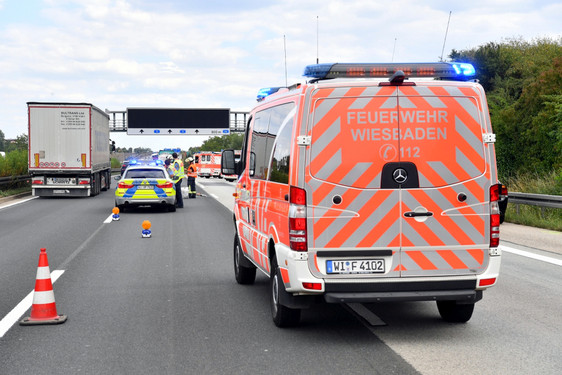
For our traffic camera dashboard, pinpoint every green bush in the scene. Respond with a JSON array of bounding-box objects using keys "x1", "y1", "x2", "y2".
[{"x1": 0, "y1": 149, "x2": 28, "y2": 177}]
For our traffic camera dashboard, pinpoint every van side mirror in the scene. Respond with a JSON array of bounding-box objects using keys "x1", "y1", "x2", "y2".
[{"x1": 221, "y1": 150, "x2": 236, "y2": 175}]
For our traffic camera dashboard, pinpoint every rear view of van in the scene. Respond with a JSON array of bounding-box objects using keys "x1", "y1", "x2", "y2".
[{"x1": 222, "y1": 62, "x2": 502, "y2": 327}]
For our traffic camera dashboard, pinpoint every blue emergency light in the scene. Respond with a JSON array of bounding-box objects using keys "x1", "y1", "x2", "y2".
[
  {"x1": 257, "y1": 87, "x2": 283, "y2": 101},
  {"x1": 303, "y1": 62, "x2": 476, "y2": 80}
]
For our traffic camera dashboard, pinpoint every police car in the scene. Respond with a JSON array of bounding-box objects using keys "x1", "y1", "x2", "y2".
[
  {"x1": 115, "y1": 165, "x2": 176, "y2": 212},
  {"x1": 223, "y1": 62, "x2": 503, "y2": 327}
]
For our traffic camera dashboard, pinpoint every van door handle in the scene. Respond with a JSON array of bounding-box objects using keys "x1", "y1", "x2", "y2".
[{"x1": 404, "y1": 211, "x2": 433, "y2": 218}]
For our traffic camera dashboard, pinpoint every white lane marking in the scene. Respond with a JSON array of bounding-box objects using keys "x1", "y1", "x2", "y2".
[
  {"x1": 0, "y1": 196, "x2": 38, "y2": 210},
  {"x1": 104, "y1": 214, "x2": 114, "y2": 223},
  {"x1": 500, "y1": 245, "x2": 562, "y2": 266},
  {"x1": 0, "y1": 270, "x2": 65, "y2": 338}
]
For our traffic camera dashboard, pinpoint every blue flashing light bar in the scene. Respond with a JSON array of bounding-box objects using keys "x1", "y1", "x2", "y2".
[
  {"x1": 154, "y1": 130, "x2": 160, "y2": 134},
  {"x1": 180, "y1": 130, "x2": 186, "y2": 134},
  {"x1": 257, "y1": 87, "x2": 283, "y2": 101},
  {"x1": 303, "y1": 62, "x2": 476, "y2": 80}
]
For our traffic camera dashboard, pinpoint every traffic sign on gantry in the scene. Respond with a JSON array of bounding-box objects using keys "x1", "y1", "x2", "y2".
[{"x1": 126, "y1": 108, "x2": 231, "y2": 136}]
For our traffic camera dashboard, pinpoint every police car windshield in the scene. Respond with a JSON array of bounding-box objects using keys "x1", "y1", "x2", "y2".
[{"x1": 125, "y1": 169, "x2": 166, "y2": 179}]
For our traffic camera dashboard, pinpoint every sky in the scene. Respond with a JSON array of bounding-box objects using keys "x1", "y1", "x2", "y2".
[{"x1": 0, "y1": 0, "x2": 560, "y2": 153}]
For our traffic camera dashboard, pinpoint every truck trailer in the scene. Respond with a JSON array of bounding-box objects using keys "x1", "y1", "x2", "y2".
[{"x1": 28, "y1": 102, "x2": 112, "y2": 197}]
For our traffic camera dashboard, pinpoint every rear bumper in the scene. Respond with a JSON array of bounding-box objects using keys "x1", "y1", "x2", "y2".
[
  {"x1": 33, "y1": 186, "x2": 89, "y2": 197},
  {"x1": 325, "y1": 290, "x2": 482, "y2": 304},
  {"x1": 115, "y1": 196, "x2": 175, "y2": 206},
  {"x1": 323, "y1": 279, "x2": 481, "y2": 303}
]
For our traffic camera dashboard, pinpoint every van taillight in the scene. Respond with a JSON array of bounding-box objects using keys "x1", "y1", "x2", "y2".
[
  {"x1": 289, "y1": 186, "x2": 307, "y2": 252},
  {"x1": 490, "y1": 184, "x2": 501, "y2": 248}
]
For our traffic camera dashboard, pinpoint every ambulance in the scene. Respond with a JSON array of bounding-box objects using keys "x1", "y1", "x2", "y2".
[
  {"x1": 195, "y1": 151, "x2": 222, "y2": 178},
  {"x1": 222, "y1": 62, "x2": 503, "y2": 327}
]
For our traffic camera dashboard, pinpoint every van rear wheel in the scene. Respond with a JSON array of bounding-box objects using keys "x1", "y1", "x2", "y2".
[
  {"x1": 270, "y1": 259, "x2": 301, "y2": 327},
  {"x1": 437, "y1": 300, "x2": 475, "y2": 323},
  {"x1": 234, "y1": 236, "x2": 256, "y2": 284}
]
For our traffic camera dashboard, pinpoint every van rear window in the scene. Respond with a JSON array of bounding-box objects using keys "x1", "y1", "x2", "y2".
[{"x1": 309, "y1": 86, "x2": 486, "y2": 189}]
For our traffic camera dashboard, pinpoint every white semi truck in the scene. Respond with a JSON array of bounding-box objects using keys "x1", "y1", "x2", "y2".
[{"x1": 28, "y1": 102, "x2": 112, "y2": 197}]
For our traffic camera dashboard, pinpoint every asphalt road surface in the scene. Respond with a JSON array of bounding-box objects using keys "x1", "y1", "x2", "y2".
[{"x1": 0, "y1": 179, "x2": 560, "y2": 374}]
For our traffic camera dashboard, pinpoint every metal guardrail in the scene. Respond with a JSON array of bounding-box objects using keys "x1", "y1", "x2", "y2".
[
  {"x1": 508, "y1": 192, "x2": 562, "y2": 209},
  {"x1": 0, "y1": 175, "x2": 30, "y2": 188}
]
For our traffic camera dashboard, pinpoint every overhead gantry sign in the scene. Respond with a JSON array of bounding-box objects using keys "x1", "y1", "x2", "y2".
[{"x1": 125, "y1": 108, "x2": 231, "y2": 136}]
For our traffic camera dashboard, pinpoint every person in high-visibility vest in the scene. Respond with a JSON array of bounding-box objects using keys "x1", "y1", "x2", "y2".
[
  {"x1": 186, "y1": 157, "x2": 197, "y2": 199},
  {"x1": 171, "y1": 152, "x2": 185, "y2": 208}
]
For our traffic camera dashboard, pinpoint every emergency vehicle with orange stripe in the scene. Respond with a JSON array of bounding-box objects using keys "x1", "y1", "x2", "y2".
[
  {"x1": 194, "y1": 151, "x2": 222, "y2": 178},
  {"x1": 222, "y1": 62, "x2": 503, "y2": 327}
]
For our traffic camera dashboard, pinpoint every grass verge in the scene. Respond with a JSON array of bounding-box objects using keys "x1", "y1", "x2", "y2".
[
  {"x1": 503, "y1": 170, "x2": 562, "y2": 232},
  {"x1": 0, "y1": 186, "x2": 32, "y2": 198}
]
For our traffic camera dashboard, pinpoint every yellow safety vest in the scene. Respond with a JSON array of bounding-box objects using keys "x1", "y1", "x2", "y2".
[{"x1": 173, "y1": 159, "x2": 184, "y2": 181}]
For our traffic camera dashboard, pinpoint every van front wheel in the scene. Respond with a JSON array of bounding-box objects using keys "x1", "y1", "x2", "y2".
[
  {"x1": 270, "y1": 260, "x2": 301, "y2": 327},
  {"x1": 437, "y1": 300, "x2": 475, "y2": 323}
]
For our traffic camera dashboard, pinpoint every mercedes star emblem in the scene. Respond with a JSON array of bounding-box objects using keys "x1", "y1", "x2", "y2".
[{"x1": 393, "y1": 168, "x2": 408, "y2": 184}]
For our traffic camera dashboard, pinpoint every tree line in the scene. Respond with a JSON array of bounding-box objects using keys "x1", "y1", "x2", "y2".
[{"x1": 450, "y1": 37, "x2": 561, "y2": 183}]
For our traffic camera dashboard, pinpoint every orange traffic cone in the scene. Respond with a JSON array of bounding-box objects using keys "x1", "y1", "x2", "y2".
[{"x1": 20, "y1": 248, "x2": 67, "y2": 325}]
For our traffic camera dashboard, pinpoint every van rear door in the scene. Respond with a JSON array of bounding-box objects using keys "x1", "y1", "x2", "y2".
[
  {"x1": 306, "y1": 82, "x2": 491, "y2": 279},
  {"x1": 306, "y1": 85, "x2": 402, "y2": 278},
  {"x1": 397, "y1": 84, "x2": 490, "y2": 277}
]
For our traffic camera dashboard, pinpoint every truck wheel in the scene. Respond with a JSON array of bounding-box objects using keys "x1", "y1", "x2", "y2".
[
  {"x1": 437, "y1": 300, "x2": 475, "y2": 323},
  {"x1": 91, "y1": 173, "x2": 100, "y2": 196},
  {"x1": 270, "y1": 259, "x2": 301, "y2": 327},
  {"x1": 234, "y1": 236, "x2": 256, "y2": 285},
  {"x1": 101, "y1": 171, "x2": 108, "y2": 191}
]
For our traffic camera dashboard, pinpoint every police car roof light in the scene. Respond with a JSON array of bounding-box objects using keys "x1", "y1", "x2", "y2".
[
  {"x1": 303, "y1": 62, "x2": 476, "y2": 80},
  {"x1": 257, "y1": 87, "x2": 283, "y2": 101}
]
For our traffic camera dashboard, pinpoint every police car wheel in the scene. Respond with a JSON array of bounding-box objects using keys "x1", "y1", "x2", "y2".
[
  {"x1": 234, "y1": 236, "x2": 256, "y2": 284},
  {"x1": 436, "y1": 300, "x2": 475, "y2": 323},
  {"x1": 270, "y1": 259, "x2": 301, "y2": 327}
]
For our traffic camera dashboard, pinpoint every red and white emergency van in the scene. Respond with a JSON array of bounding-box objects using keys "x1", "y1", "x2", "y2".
[
  {"x1": 222, "y1": 62, "x2": 503, "y2": 327},
  {"x1": 195, "y1": 151, "x2": 222, "y2": 178}
]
